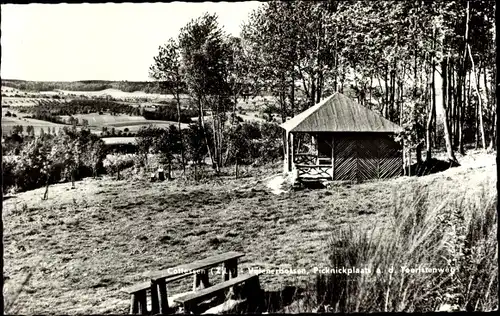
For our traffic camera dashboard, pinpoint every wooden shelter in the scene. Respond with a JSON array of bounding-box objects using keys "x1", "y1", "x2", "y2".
[{"x1": 280, "y1": 93, "x2": 403, "y2": 182}]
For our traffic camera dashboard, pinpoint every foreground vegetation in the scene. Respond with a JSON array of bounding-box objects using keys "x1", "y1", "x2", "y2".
[
  {"x1": 2, "y1": 150, "x2": 496, "y2": 314},
  {"x1": 315, "y1": 176, "x2": 497, "y2": 312}
]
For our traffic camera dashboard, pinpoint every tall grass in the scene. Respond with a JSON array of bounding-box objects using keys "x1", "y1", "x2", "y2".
[{"x1": 315, "y1": 181, "x2": 497, "y2": 312}]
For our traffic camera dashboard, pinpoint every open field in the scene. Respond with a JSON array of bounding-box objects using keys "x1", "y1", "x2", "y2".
[
  {"x1": 1, "y1": 116, "x2": 70, "y2": 135},
  {"x1": 103, "y1": 120, "x2": 188, "y2": 129},
  {"x1": 58, "y1": 114, "x2": 187, "y2": 134},
  {"x1": 60, "y1": 113, "x2": 147, "y2": 126},
  {"x1": 101, "y1": 137, "x2": 137, "y2": 145},
  {"x1": 55, "y1": 89, "x2": 190, "y2": 101},
  {"x1": 2, "y1": 150, "x2": 495, "y2": 314},
  {"x1": 2, "y1": 97, "x2": 43, "y2": 107}
]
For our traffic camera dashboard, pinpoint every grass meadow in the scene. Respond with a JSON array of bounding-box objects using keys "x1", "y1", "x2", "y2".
[{"x1": 2, "y1": 150, "x2": 496, "y2": 314}]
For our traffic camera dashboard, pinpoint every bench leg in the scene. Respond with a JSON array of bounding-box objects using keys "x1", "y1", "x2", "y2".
[
  {"x1": 193, "y1": 269, "x2": 211, "y2": 291},
  {"x1": 130, "y1": 294, "x2": 139, "y2": 314},
  {"x1": 244, "y1": 276, "x2": 263, "y2": 312},
  {"x1": 183, "y1": 302, "x2": 198, "y2": 314},
  {"x1": 136, "y1": 290, "x2": 148, "y2": 315},
  {"x1": 157, "y1": 279, "x2": 169, "y2": 314},
  {"x1": 150, "y1": 281, "x2": 160, "y2": 314},
  {"x1": 222, "y1": 259, "x2": 238, "y2": 281}
]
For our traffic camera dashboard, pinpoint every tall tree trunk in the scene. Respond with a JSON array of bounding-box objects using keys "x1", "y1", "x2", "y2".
[
  {"x1": 333, "y1": 48, "x2": 338, "y2": 93},
  {"x1": 198, "y1": 96, "x2": 215, "y2": 170},
  {"x1": 428, "y1": 28, "x2": 438, "y2": 152},
  {"x1": 484, "y1": 68, "x2": 495, "y2": 150},
  {"x1": 426, "y1": 61, "x2": 435, "y2": 162},
  {"x1": 390, "y1": 68, "x2": 396, "y2": 122},
  {"x1": 369, "y1": 75, "x2": 373, "y2": 106},
  {"x1": 310, "y1": 72, "x2": 316, "y2": 108},
  {"x1": 399, "y1": 65, "x2": 406, "y2": 126},
  {"x1": 175, "y1": 93, "x2": 186, "y2": 175},
  {"x1": 290, "y1": 74, "x2": 295, "y2": 116},
  {"x1": 459, "y1": 0, "x2": 469, "y2": 154},
  {"x1": 317, "y1": 72, "x2": 323, "y2": 103},
  {"x1": 384, "y1": 64, "x2": 389, "y2": 119},
  {"x1": 441, "y1": 55, "x2": 457, "y2": 162},
  {"x1": 43, "y1": 174, "x2": 50, "y2": 200},
  {"x1": 468, "y1": 44, "x2": 487, "y2": 149}
]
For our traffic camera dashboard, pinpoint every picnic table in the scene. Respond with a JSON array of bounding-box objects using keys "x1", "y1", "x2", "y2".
[{"x1": 122, "y1": 251, "x2": 261, "y2": 314}]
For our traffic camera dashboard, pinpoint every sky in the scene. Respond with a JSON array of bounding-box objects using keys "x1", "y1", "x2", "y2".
[{"x1": 0, "y1": 2, "x2": 262, "y2": 82}]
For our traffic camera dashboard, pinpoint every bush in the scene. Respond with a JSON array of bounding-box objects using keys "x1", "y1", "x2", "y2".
[
  {"x1": 226, "y1": 121, "x2": 283, "y2": 165},
  {"x1": 102, "y1": 154, "x2": 135, "y2": 179},
  {"x1": 3, "y1": 130, "x2": 106, "y2": 193},
  {"x1": 2, "y1": 157, "x2": 17, "y2": 193}
]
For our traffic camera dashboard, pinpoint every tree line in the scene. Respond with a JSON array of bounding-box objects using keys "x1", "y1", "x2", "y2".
[{"x1": 1, "y1": 79, "x2": 181, "y2": 94}]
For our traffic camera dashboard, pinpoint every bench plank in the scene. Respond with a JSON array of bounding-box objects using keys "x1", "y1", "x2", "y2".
[
  {"x1": 147, "y1": 252, "x2": 245, "y2": 281},
  {"x1": 122, "y1": 281, "x2": 151, "y2": 294},
  {"x1": 122, "y1": 271, "x2": 206, "y2": 294},
  {"x1": 174, "y1": 273, "x2": 257, "y2": 305}
]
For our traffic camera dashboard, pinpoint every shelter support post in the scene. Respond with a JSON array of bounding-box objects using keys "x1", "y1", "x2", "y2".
[
  {"x1": 331, "y1": 136, "x2": 335, "y2": 180},
  {"x1": 290, "y1": 133, "x2": 295, "y2": 173}
]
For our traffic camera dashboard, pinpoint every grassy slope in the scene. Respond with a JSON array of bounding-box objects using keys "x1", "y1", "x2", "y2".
[{"x1": 2, "y1": 151, "x2": 496, "y2": 314}]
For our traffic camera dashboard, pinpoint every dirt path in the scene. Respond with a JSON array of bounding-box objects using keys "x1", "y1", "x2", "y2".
[{"x1": 265, "y1": 174, "x2": 287, "y2": 195}]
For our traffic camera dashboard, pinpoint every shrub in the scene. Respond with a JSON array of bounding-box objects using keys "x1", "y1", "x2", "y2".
[{"x1": 102, "y1": 154, "x2": 135, "y2": 179}]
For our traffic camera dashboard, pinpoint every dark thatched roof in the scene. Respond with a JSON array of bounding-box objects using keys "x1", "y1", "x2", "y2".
[{"x1": 280, "y1": 93, "x2": 403, "y2": 133}]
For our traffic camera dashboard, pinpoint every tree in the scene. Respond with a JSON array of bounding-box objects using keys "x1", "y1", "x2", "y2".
[
  {"x1": 153, "y1": 125, "x2": 181, "y2": 180},
  {"x1": 26, "y1": 125, "x2": 35, "y2": 137},
  {"x1": 177, "y1": 12, "x2": 232, "y2": 173},
  {"x1": 12, "y1": 125, "x2": 24, "y2": 135},
  {"x1": 150, "y1": 38, "x2": 187, "y2": 174},
  {"x1": 183, "y1": 123, "x2": 209, "y2": 180},
  {"x1": 135, "y1": 125, "x2": 157, "y2": 166}
]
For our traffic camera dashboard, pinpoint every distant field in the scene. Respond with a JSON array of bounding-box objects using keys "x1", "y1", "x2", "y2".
[
  {"x1": 56, "y1": 89, "x2": 190, "y2": 101},
  {"x1": 104, "y1": 120, "x2": 189, "y2": 133},
  {"x1": 101, "y1": 137, "x2": 137, "y2": 145},
  {"x1": 1, "y1": 116, "x2": 68, "y2": 135},
  {"x1": 2, "y1": 97, "x2": 42, "y2": 107},
  {"x1": 58, "y1": 113, "x2": 188, "y2": 132},
  {"x1": 103, "y1": 120, "x2": 178, "y2": 127},
  {"x1": 60, "y1": 113, "x2": 147, "y2": 126}
]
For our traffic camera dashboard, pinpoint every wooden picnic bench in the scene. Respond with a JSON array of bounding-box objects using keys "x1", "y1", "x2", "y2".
[
  {"x1": 122, "y1": 251, "x2": 260, "y2": 314},
  {"x1": 174, "y1": 273, "x2": 260, "y2": 314}
]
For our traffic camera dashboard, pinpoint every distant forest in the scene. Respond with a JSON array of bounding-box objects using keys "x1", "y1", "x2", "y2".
[{"x1": 1, "y1": 79, "x2": 183, "y2": 94}]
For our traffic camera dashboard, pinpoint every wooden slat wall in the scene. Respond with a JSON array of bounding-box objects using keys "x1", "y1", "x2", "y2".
[
  {"x1": 378, "y1": 137, "x2": 403, "y2": 179},
  {"x1": 357, "y1": 138, "x2": 379, "y2": 181},
  {"x1": 330, "y1": 133, "x2": 401, "y2": 182},
  {"x1": 333, "y1": 135, "x2": 357, "y2": 181}
]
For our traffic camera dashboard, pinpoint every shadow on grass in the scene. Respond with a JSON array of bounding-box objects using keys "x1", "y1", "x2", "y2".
[
  {"x1": 410, "y1": 158, "x2": 461, "y2": 176},
  {"x1": 294, "y1": 180, "x2": 327, "y2": 190}
]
